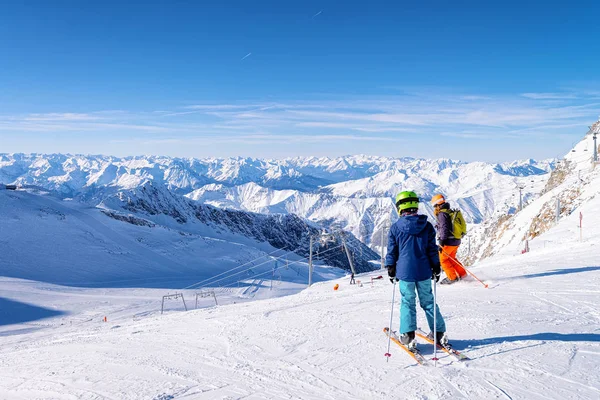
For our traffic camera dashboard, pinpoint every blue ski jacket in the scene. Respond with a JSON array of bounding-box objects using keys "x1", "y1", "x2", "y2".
[{"x1": 385, "y1": 214, "x2": 441, "y2": 282}]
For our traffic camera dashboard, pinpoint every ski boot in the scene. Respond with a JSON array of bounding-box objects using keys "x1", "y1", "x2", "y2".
[
  {"x1": 427, "y1": 331, "x2": 450, "y2": 347},
  {"x1": 400, "y1": 331, "x2": 417, "y2": 352},
  {"x1": 440, "y1": 277, "x2": 458, "y2": 285}
]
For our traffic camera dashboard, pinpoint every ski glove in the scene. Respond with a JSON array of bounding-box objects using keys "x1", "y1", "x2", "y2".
[
  {"x1": 432, "y1": 264, "x2": 441, "y2": 282},
  {"x1": 386, "y1": 265, "x2": 397, "y2": 283}
]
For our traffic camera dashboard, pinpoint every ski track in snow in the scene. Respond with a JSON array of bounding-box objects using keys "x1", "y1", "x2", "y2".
[{"x1": 484, "y1": 380, "x2": 513, "y2": 400}]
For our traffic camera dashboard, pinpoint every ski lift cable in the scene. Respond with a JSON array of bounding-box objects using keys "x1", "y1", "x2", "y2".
[
  {"x1": 183, "y1": 246, "x2": 291, "y2": 289},
  {"x1": 185, "y1": 246, "x2": 291, "y2": 289},
  {"x1": 220, "y1": 267, "x2": 284, "y2": 289},
  {"x1": 193, "y1": 242, "x2": 346, "y2": 290},
  {"x1": 188, "y1": 249, "x2": 299, "y2": 289},
  {"x1": 193, "y1": 243, "x2": 341, "y2": 289},
  {"x1": 284, "y1": 244, "x2": 344, "y2": 269},
  {"x1": 221, "y1": 245, "x2": 342, "y2": 288}
]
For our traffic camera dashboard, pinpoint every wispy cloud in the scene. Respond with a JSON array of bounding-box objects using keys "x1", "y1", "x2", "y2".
[
  {"x1": 521, "y1": 92, "x2": 578, "y2": 100},
  {"x1": 156, "y1": 110, "x2": 202, "y2": 117},
  {"x1": 312, "y1": 10, "x2": 323, "y2": 19},
  {"x1": 112, "y1": 133, "x2": 404, "y2": 147},
  {"x1": 24, "y1": 113, "x2": 100, "y2": 121},
  {"x1": 439, "y1": 131, "x2": 519, "y2": 140},
  {"x1": 2, "y1": 88, "x2": 598, "y2": 155},
  {"x1": 238, "y1": 133, "x2": 401, "y2": 143},
  {"x1": 459, "y1": 95, "x2": 492, "y2": 101},
  {"x1": 184, "y1": 104, "x2": 260, "y2": 110},
  {"x1": 0, "y1": 111, "x2": 169, "y2": 133},
  {"x1": 240, "y1": 52, "x2": 252, "y2": 61}
]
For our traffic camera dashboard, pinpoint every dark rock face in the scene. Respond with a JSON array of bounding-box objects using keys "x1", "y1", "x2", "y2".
[
  {"x1": 105, "y1": 183, "x2": 379, "y2": 273},
  {"x1": 101, "y1": 210, "x2": 156, "y2": 228}
]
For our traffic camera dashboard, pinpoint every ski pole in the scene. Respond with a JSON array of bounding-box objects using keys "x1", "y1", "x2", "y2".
[
  {"x1": 440, "y1": 247, "x2": 488, "y2": 288},
  {"x1": 384, "y1": 280, "x2": 397, "y2": 362},
  {"x1": 432, "y1": 277, "x2": 438, "y2": 367}
]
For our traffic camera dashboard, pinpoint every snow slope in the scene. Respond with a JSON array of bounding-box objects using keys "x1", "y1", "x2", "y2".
[
  {"x1": 0, "y1": 187, "x2": 374, "y2": 287},
  {"x1": 463, "y1": 127, "x2": 600, "y2": 263},
  {"x1": 0, "y1": 216, "x2": 599, "y2": 399}
]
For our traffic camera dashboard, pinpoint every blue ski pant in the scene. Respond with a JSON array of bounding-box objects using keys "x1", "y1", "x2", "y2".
[{"x1": 399, "y1": 279, "x2": 446, "y2": 334}]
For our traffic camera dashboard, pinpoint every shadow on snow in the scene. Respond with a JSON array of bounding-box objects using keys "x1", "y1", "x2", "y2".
[
  {"x1": 0, "y1": 297, "x2": 66, "y2": 327},
  {"x1": 448, "y1": 332, "x2": 600, "y2": 359},
  {"x1": 454, "y1": 332, "x2": 600, "y2": 347},
  {"x1": 518, "y1": 266, "x2": 600, "y2": 280}
]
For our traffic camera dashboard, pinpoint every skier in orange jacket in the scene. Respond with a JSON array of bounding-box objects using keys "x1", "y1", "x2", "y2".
[{"x1": 431, "y1": 194, "x2": 467, "y2": 285}]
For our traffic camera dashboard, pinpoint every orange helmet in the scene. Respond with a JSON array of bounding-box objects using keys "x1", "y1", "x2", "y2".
[{"x1": 430, "y1": 194, "x2": 445, "y2": 206}]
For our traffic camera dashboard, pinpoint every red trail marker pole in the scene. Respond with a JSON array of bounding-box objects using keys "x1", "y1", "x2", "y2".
[{"x1": 580, "y1": 212, "x2": 583, "y2": 242}]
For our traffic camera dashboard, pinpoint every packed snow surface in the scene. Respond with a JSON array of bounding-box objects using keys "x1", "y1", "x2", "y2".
[{"x1": 1, "y1": 224, "x2": 599, "y2": 399}]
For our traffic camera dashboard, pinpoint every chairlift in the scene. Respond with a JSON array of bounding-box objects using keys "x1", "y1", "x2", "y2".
[{"x1": 320, "y1": 233, "x2": 335, "y2": 247}]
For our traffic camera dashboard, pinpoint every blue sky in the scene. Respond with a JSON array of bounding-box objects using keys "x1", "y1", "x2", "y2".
[{"x1": 1, "y1": 0, "x2": 599, "y2": 162}]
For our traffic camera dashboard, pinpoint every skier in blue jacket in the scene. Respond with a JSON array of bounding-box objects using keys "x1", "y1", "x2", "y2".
[{"x1": 385, "y1": 191, "x2": 448, "y2": 349}]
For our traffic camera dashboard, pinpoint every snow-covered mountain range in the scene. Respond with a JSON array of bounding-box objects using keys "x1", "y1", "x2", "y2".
[{"x1": 0, "y1": 154, "x2": 554, "y2": 253}]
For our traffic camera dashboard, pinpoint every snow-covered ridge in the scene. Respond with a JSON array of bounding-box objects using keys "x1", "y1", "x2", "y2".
[
  {"x1": 463, "y1": 125, "x2": 600, "y2": 263},
  {"x1": 0, "y1": 153, "x2": 555, "y2": 252}
]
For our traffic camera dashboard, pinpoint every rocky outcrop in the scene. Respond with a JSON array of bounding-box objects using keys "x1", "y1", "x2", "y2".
[{"x1": 101, "y1": 183, "x2": 380, "y2": 273}]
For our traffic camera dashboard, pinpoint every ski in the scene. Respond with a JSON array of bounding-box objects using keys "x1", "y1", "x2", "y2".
[
  {"x1": 383, "y1": 327, "x2": 428, "y2": 365},
  {"x1": 415, "y1": 328, "x2": 470, "y2": 361}
]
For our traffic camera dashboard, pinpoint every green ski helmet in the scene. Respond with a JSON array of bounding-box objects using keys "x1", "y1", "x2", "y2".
[{"x1": 395, "y1": 191, "x2": 420, "y2": 212}]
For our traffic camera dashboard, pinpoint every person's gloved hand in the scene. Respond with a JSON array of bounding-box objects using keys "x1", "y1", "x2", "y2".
[
  {"x1": 386, "y1": 265, "x2": 396, "y2": 283},
  {"x1": 432, "y1": 265, "x2": 441, "y2": 282}
]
